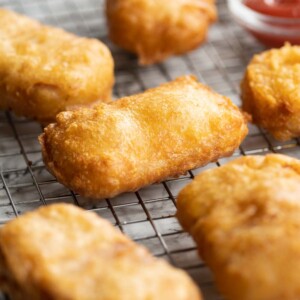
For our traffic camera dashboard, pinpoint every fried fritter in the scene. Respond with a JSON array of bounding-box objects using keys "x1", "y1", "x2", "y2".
[
  {"x1": 0, "y1": 9, "x2": 114, "y2": 123},
  {"x1": 106, "y1": 0, "x2": 217, "y2": 65},
  {"x1": 241, "y1": 43, "x2": 300, "y2": 141},
  {"x1": 39, "y1": 76, "x2": 247, "y2": 199},
  {"x1": 177, "y1": 154, "x2": 300, "y2": 300},
  {"x1": 0, "y1": 204, "x2": 201, "y2": 300}
]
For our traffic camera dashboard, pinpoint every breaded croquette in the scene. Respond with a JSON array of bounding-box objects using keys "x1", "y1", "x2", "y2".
[
  {"x1": 0, "y1": 9, "x2": 114, "y2": 123},
  {"x1": 39, "y1": 76, "x2": 247, "y2": 199},
  {"x1": 0, "y1": 204, "x2": 201, "y2": 300},
  {"x1": 106, "y1": 0, "x2": 217, "y2": 65},
  {"x1": 177, "y1": 154, "x2": 300, "y2": 300},
  {"x1": 241, "y1": 43, "x2": 300, "y2": 141}
]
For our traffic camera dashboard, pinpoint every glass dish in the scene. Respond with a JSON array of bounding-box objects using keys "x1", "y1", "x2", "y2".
[{"x1": 227, "y1": 0, "x2": 300, "y2": 47}]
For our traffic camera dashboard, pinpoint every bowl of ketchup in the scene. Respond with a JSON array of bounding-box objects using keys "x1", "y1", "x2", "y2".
[{"x1": 228, "y1": 0, "x2": 300, "y2": 47}]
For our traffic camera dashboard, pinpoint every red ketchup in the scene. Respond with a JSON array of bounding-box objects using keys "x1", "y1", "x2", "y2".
[{"x1": 243, "y1": 0, "x2": 300, "y2": 46}]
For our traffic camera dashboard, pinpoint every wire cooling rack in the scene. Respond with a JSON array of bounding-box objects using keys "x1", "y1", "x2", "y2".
[{"x1": 1, "y1": 0, "x2": 300, "y2": 299}]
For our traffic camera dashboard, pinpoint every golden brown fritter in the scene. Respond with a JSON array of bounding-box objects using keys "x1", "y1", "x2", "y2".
[
  {"x1": 241, "y1": 43, "x2": 300, "y2": 141},
  {"x1": 0, "y1": 9, "x2": 114, "y2": 123},
  {"x1": 106, "y1": 0, "x2": 217, "y2": 65},
  {"x1": 39, "y1": 76, "x2": 248, "y2": 199},
  {"x1": 0, "y1": 204, "x2": 201, "y2": 300},
  {"x1": 177, "y1": 154, "x2": 300, "y2": 300}
]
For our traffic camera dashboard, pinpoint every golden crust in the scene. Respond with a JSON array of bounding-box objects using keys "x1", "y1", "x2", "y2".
[
  {"x1": 0, "y1": 203, "x2": 201, "y2": 300},
  {"x1": 241, "y1": 43, "x2": 300, "y2": 141},
  {"x1": 177, "y1": 154, "x2": 300, "y2": 300},
  {"x1": 39, "y1": 75, "x2": 248, "y2": 199},
  {"x1": 106, "y1": 0, "x2": 217, "y2": 65},
  {"x1": 0, "y1": 9, "x2": 114, "y2": 123}
]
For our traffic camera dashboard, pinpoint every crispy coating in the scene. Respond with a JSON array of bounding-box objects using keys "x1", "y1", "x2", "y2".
[
  {"x1": 0, "y1": 9, "x2": 114, "y2": 123},
  {"x1": 39, "y1": 76, "x2": 248, "y2": 199},
  {"x1": 177, "y1": 154, "x2": 300, "y2": 300},
  {"x1": 0, "y1": 204, "x2": 201, "y2": 300},
  {"x1": 241, "y1": 43, "x2": 300, "y2": 141},
  {"x1": 106, "y1": 0, "x2": 217, "y2": 65}
]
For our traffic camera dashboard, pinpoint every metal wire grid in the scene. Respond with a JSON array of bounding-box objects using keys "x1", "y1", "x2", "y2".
[{"x1": 0, "y1": 0, "x2": 300, "y2": 299}]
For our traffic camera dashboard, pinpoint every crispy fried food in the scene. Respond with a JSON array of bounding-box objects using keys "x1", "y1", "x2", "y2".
[
  {"x1": 177, "y1": 154, "x2": 300, "y2": 300},
  {"x1": 241, "y1": 43, "x2": 300, "y2": 141},
  {"x1": 39, "y1": 75, "x2": 248, "y2": 199},
  {"x1": 0, "y1": 204, "x2": 201, "y2": 300},
  {"x1": 106, "y1": 0, "x2": 217, "y2": 65},
  {"x1": 0, "y1": 9, "x2": 114, "y2": 123}
]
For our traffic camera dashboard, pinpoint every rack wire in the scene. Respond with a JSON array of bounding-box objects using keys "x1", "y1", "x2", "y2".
[{"x1": 1, "y1": 0, "x2": 300, "y2": 299}]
